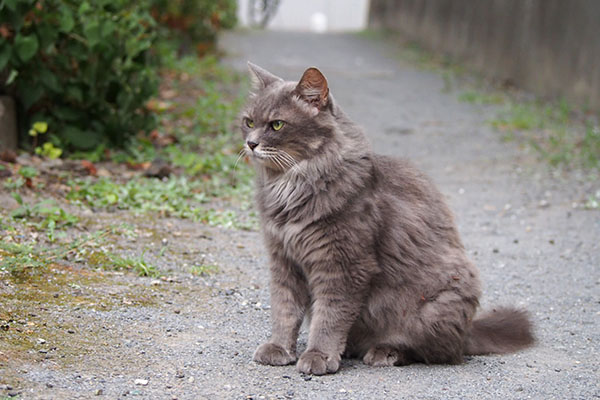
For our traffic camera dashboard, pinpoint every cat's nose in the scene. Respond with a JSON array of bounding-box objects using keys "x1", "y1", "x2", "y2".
[{"x1": 247, "y1": 140, "x2": 259, "y2": 151}]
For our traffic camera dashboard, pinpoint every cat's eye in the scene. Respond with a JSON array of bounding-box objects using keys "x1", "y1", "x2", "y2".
[
  {"x1": 271, "y1": 120, "x2": 285, "y2": 131},
  {"x1": 245, "y1": 118, "x2": 254, "y2": 128}
]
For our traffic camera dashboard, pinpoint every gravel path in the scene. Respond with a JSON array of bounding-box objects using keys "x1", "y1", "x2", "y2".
[{"x1": 2, "y1": 30, "x2": 599, "y2": 399}]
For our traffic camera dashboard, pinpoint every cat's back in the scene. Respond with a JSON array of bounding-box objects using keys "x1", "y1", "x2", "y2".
[
  {"x1": 371, "y1": 153, "x2": 461, "y2": 246},
  {"x1": 372, "y1": 154, "x2": 442, "y2": 203}
]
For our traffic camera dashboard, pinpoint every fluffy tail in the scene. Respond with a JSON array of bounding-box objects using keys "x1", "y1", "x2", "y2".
[{"x1": 465, "y1": 307, "x2": 535, "y2": 355}]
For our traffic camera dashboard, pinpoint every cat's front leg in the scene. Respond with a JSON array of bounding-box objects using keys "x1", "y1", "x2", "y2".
[
  {"x1": 297, "y1": 258, "x2": 373, "y2": 375},
  {"x1": 254, "y1": 252, "x2": 309, "y2": 366}
]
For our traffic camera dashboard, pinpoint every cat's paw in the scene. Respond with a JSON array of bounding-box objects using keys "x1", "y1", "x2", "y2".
[
  {"x1": 297, "y1": 350, "x2": 340, "y2": 375},
  {"x1": 253, "y1": 343, "x2": 297, "y2": 366},
  {"x1": 363, "y1": 345, "x2": 409, "y2": 367}
]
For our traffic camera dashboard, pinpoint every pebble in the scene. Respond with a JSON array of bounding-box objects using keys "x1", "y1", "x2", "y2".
[
  {"x1": 188, "y1": 377, "x2": 195, "y2": 383},
  {"x1": 95, "y1": 389, "x2": 103, "y2": 396},
  {"x1": 134, "y1": 379, "x2": 149, "y2": 386}
]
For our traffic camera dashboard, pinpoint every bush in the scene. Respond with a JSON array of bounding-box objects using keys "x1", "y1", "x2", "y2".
[
  {"x1": 151, "y1": 0, "x2": 237, "y2": 55},
  {"x1": 0, "y1": 0, "x2": 159, "y2": 150}
]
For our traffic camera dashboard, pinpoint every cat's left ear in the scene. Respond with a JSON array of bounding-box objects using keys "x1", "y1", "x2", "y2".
[{"x1": 295, "y1": 67, "x2": 329, "y2": 110}]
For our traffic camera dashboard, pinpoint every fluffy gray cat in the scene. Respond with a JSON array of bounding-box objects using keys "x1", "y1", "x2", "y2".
[{"x1": 241, "y1": 62, "x2": 534, "y2": 375}]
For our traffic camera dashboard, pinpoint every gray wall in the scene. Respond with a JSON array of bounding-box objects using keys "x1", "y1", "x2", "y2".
[{"x1": 369, "y1": 0, "x2": 600, "y2": 110}]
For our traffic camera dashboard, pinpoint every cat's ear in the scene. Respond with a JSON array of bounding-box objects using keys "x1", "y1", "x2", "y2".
[
  {"x1": 295, "y1": 67, "x2": 329, "y2": 110},
  {"x1": 247, "y1": 61, "x2": 282, "y2": 90}
]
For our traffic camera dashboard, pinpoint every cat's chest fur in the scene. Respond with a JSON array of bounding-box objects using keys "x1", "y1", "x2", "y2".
[{"x1": 257, "y1": 172, "x2": 326, "y2": 264}]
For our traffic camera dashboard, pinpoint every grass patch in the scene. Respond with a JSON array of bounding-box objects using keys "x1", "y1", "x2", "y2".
[
  {"x1": 189, "y1": 263, "x2": 219, "y2": 276},
  {"x1": 87, "y1": 249, "x2": 160, "y2": 278},
  {"x1": 488, "y1": 99, "x2": 599, "y2": 168}
]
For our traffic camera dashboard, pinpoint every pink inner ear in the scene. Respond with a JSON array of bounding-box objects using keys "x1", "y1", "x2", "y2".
[{"x1": 298, "y1": 68, "x2": 329, "y2": 109}]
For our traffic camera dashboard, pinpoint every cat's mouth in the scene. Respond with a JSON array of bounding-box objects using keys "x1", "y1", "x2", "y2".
[{"x1": 246, "y1": 146, "x2": 298, "y2": 172}]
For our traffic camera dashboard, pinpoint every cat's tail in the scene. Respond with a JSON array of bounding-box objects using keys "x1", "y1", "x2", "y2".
[{"x1": 465, "y1": 307, "x2": 535, "y2": 355}]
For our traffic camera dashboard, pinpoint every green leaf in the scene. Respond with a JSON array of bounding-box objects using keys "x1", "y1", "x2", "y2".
[
  {"x1": 39, "y1": 69, "x2": 61, "y2": 93},
  {"x1": 59, "y1": 9, "x2": 75, "y2": 33},
  {"x1": 66, "y1": 86, "x2": 83, "y2": 103},
  {"x1": 20, "y1": 84, "x2": 44, "y2": 109},
  {"x1": 6, "y1": 69, "x2": 18, "y2": 85},
  {"x1": 2, "y1": 0, "x2": 18, "y2": 12},
  {"x1": 101, "y1": 21, "x2": 115, "y2": 38},
  {"x1": 62, "y1": 126, "x2": 102, "y2": 150},
  {"x1": 11, "y1": 192, "x2": 23, "y2": 205},
  {"x1": 83, "y1": 20, "x2": 101, "y2": 47},
  {"x1": 15, "y1": 34, "x2": 39, "y2": 62},
  {"x1": 78, "y1": 1, "x2": 91, "y2": 15},
  {"x1": 33, "y1": 121, "x2": 48, "y2": 133}
]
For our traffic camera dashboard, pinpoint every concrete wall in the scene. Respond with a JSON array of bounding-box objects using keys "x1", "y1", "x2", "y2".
[
  {"x1": 237, "y1": 0, "x2": 369, "y2": 32},
  {"x1": 369, "y1": 0, "x2": 600, "y2": 109}
]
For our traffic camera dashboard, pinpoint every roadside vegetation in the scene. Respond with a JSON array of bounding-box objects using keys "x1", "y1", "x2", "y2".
[
  {"x1": 0, "y1": 1, "x2": 253, "y2": 279},
  {"x1": 366, "y1": 31, "x2": 600, "y2": 177}
]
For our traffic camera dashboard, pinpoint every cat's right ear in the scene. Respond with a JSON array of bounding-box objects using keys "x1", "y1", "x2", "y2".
[{"x1": 247, "y1": 62, "x2": 282, "y2": 91}]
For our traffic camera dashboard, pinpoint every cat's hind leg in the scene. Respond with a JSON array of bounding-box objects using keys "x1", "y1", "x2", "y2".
[{"x1": 362, "y1": 344, "x2": 413, "y2": 367}]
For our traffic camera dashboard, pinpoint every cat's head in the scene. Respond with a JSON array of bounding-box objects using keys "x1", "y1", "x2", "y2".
[{"x1": 241, "y1": 62, "x2": 337, "y2": 172}]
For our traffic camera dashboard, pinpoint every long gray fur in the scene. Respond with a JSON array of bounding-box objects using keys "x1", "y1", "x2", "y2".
[{"x1": 241, "y1": 62, "x2": 534, "y2": 375}]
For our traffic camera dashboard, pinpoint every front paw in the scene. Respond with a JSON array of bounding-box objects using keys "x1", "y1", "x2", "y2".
[
  {"x1": 253, "y1": 343, "x2": 297, "y2": 366},
  {"x1": 297, "y1": 350, "x2": 340, "y2": 375}
]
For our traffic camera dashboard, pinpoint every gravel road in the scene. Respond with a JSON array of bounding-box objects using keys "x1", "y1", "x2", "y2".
[{"x1": 2, "y1": 30, "x2": 599, "y2": 399}]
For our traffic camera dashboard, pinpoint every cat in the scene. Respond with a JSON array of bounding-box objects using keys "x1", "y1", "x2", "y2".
[{"x1": 241, "y1": 62, "x2": 534, "y2": 375}]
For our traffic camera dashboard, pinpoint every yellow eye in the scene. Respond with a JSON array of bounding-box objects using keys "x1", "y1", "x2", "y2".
[
  {"x1": 245, "y1": 118, "x2": 254, "y2": 128},
  {"x1": 271, "y1": 120, "x2": 284, "y2": 131}
]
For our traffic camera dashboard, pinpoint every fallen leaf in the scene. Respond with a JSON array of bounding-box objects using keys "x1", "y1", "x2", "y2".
[{"x1": 80, "y1": 160, "x2": 97, "y2": 176}]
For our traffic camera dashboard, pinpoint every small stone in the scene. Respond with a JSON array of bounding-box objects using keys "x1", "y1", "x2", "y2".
[
  {"x1": 39, "y1": 349, "x2": 48, "y2": 354},
  {"x1": 53, "y1": 293, "x2": 59, "y2": 298},
  {"x1": 134, "y1": 379, "x2": 149, "y2": 386},
  {"x1": 150, "y1": 280, "x2": 161, "y2": 286},
  {"x1": 493, "y1": 248, "x2": 499, "y2": 253},
  {"x1": 45, "y1": 383, "x2": 54, "y2": 388},
  {"x1": 95, "y1": 389, "x2": 103, "y2": 396},
  {"x1": 176, "y1": 372, "x2": 185, "y2": 379},
  {"x1": 187, "y1": 377, "x2": 194, "y2": 383},
  {"x1": 303, "y1": 375, "x2": 312, "y2": 381},
  {"x1": 173, "y1": 310, "x2": 181, "y2": 314},
  {"x1": 555, "y1": 368, "x2": 561, "y2": 372},
  {"x1": 37, "y1": 338, "x2": 46, "y2": 344},
  {"x1": 67, "y1": 329, "x2": 75, "y2": 334}
]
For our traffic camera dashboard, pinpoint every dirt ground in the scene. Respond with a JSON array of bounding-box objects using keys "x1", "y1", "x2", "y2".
[{"x1": 1, "y1": 30, "x2": 599, "y2": 399}]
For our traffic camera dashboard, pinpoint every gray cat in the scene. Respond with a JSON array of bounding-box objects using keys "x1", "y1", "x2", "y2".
[{"x1": 241, "y1": 62, "x2": 534, "y2": 375}]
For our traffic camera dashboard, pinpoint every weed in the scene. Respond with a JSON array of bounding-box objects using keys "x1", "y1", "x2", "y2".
[
  {"x1": 18, "y1": 166, "x2": 38, "y2": 179},
  {"x1": 458, "y1": 90, "x2": 505, "y2": 105},
  {"x1": 189, "y1": 263, "x2": 219, "y2": 276},
  {"x1": 10, "y1": 193, "x2": 78, "y2": 241},
  {"x1": 87, "y1": 248, "x2": 160, "y2": 277},
  {"x1": 3, "y1": 177, "x2": 25, "y2": 190}
]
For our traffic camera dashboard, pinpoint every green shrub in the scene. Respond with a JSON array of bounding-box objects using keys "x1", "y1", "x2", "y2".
[
  {"x1": 150, "y1": 0, "x2": 237, "y2": 55},
  {"x1": 0, "y1": 0, "x2": 159, "y2": 150}
]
